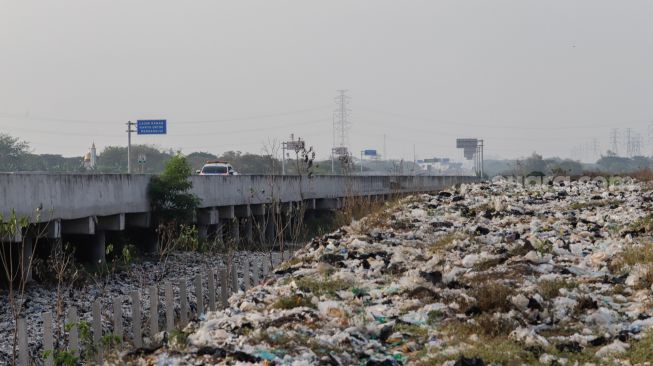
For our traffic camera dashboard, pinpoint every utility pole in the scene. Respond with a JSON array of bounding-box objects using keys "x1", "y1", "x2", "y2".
[
  {"x1": 126, "y1": 121, "x2": 136, "y2": 174},
  {"x1": 331, "y1": 115, "x2": 335, "y2": 174},
  {"x1": 479, "y1": 139, "x2": 484, "y2": 178},
  {"x1": 413, "y1": 144, "x2": 416, "y2": 176},
  {"x1": 383, "y1": 134, "x2": 387, "y2": 160},
  {"x1": 282, "y1": 142, "x2": 286, "y2": 175},
  {"x1": 475, "y1": 144, "x2": 480, "y2": 176}
]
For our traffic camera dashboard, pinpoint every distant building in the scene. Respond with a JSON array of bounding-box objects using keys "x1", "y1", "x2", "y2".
[
  {"x1": 83, "y1": 142, "x2": 97, "y2": 170},
  {"x1": 417, "y1": 157, "x2": 460, "y2": 174}
]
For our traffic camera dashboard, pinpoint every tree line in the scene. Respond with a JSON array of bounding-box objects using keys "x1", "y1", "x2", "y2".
[
  {"x1": 0, "y1": 133, "x2": 351, "y2": 175},
  {"x1": 4, "y1": 132, "x2": 651, "y2": 176}
]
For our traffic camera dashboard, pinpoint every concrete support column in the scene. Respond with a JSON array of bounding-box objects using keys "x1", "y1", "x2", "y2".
[
  {"x1": 21, "y1": 237, "x2": 33, "y2": 282},
  {"x1": 198, "y1": 225, "x2": 209, "y2": 240},
  {"x1": 41, "y1": 220, "x2": 61, "y2": 239},
  {"x1": 229, "y1": 220, "x2": 240, "y2": 243},
  {"x1": 251, "y1": 215, "x2": 264, "y2": 244},
  {"x1": 244, "y1": 218, "x2": 253, "y2": 245},
  {"x1": 215, "y1": 221, "x2": 226, "y2": 243},
  {"x1": 91, "y1": 231, "x2": 106, "y2": 265},
  {"x1": 265, "y1": 218, "x2": 275, "y2": 243}
]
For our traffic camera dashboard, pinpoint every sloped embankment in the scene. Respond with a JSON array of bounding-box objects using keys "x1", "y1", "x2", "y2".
[{"x1": 121, "y1": 180, "x2": 653, "y2": 365}]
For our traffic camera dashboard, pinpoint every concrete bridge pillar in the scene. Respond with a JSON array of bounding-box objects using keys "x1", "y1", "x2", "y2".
[
  {"x1": 249, "y1": 204, "x2": 265, "y2": 244},
  {"x1": 198, "y1": 225, "x2": 209, "y2": 240},
  {"x1": 229, "y1": 219, "x2": 240, "y2": 243},
  {"x1": 21, "y1": 237, "x2": 33, "y2": 282},
  {"x1": 215, "y1": 221, "x2": 226, "y2": 243},
  {"x1": 251, "y1": 215, "x2": 266, "y2": 244},
  {"x1": 244, "y1": 218, "x2": 253, "y2": 245},
  {"x1": 91, "y1": 231, "x2": 107, "y2": 265},
  {"x1": 265, "y1": 217, "x2": 276, "y2": 243},
  {"x1": 197, "y1": 208, "x2": 219, "y2": 242}
]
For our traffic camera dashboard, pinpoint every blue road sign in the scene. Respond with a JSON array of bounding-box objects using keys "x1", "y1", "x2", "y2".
[
  {"x1": 137, "y1": 120, "x2": 167, "y2": 135},
  {"x1": 363, "y1": 149, "x2": 377, "y2": 156}
]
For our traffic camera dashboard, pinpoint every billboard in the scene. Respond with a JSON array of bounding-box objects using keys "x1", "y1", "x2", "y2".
[
  {"x1": 456, "y1": 138, "x2": 478, "y2": 148},
  {"x1": 456, "y1": 138, "x2": 479, "y2": 160},
  {"x1": 285, "y1": 140, "x2": 305, "y2": 151},
  {"x1": 363, "y1": 149, "x2": 377, "y2": 156}
]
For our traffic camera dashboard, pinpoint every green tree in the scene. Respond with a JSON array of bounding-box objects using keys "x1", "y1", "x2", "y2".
[
  {"x1": 597, "y1": 155, "x2": 636, "y2": 174},
  {"x1": 0, "y1": 133, "x2": 30, "y2": 171},
  {"x1": 97, "y1": 145, "x2": 173, "y2": 173},
  {"x1": 186, "y1": 151, "x2": 218, "y2": 172},
  {"x1": 215, "y1": 150, "x2": 280, "y2": 175},
  {"x1": 147, "y1": 154, "x2": 200, "y2": 224},
  {"x1": 515, "y1": 152, "x2": 547, "y2": 176}
]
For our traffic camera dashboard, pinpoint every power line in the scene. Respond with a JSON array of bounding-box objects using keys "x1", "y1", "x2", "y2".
[
  {"x1": 0, "y1": 118, "x2": 331, "y2": 138},
  {"x1": 0, "y1": 104, "x2": 332, "y2": 125},
  {"x1": 171, "y1": 118, "x2": 330, "y2": 137},
  {"x1": 355, "y1": 105, "x2": 649, "y2": 130},
  {"x1": 351, "y1": 121, "x2": 595, "y2": 142},
  {"x1": 176, "y1": 105, "x2": 333, "y2": 124}
]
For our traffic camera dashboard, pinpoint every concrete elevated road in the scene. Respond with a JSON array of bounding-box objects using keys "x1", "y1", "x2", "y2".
[{"x1": 0, "y1": 173, "x2": 477, "y2": 267}]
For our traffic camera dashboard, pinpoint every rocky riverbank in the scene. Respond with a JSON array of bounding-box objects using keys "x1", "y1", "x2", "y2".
[{"x1": 110, "y1": 179, "x2": 653, "y2": 365}]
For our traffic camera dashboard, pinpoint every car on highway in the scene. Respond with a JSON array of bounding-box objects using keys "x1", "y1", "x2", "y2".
[{"x1": 197, "y1": 161, "x2": 239, "y2": 175}]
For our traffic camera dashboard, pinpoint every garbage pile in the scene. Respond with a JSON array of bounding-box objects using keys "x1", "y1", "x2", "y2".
[{"x1": 121, "y1": 179, "x2": 653, "y2": 365}]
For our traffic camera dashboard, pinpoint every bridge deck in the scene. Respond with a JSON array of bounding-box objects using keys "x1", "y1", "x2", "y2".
[{"x1": 1, "y1": 174, "x2": 477, "y2": 222}]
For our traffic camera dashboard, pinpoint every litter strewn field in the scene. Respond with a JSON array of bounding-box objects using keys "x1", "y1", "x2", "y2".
[{"x1": 120, "y1": 179, "x2": 653, "y2": 365}]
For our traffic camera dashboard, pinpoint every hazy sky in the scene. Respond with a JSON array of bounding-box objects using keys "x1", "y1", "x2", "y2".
[{"x1": 1, "y1": 0, "x2": 653, "y2": 162}]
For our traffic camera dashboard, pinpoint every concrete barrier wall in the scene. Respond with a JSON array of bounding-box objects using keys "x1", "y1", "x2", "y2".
[
  {"x1": 0, "y1": 173, "x2": 152, "y2": 221},
  {"x1": 0, "y1": 173, "x2": 478, "y2": 222}
]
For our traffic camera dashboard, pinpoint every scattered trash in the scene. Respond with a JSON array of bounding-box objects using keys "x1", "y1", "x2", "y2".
[{"x1": 114, "y1": 179, "x2": 653, "y2": 364}]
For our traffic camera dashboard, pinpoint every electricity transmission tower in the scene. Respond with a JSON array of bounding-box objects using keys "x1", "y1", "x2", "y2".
[
  {"x1": 591, "y1": 138, "x2": 599, "y2": 161},
  {"x1": 609, "y1": 128, "x2": 619, "y2": 156},
  {"x1": 331, "y1": 90, "x2": 351, "y2": 172},
  {"x1": 632, "y1": 132, "x2": 642, "y2": 157},
  {"x1": 333, "y1": 90, "x2": 351, "y2": 149}
]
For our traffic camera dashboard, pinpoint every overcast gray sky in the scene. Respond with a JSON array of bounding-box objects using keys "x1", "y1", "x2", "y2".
[{"x1": 1, "y1": 0, "x2": 652, "y2": 162}]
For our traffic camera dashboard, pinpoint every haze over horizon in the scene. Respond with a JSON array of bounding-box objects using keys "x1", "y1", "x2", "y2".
[{"x1": 1, "y1": 0, "x2": 653, "y2": 162}]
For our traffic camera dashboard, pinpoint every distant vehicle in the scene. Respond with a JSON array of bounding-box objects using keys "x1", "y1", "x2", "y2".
[{"x1": 197, "y1": 161, "x2": 238, "y2": 176}]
